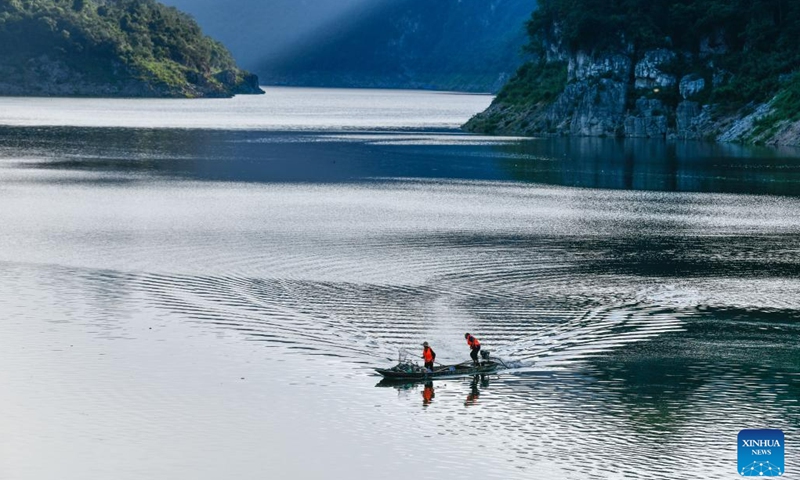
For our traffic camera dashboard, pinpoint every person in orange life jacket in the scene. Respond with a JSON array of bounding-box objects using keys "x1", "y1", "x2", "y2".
[
  {"x1": 422, "y1": 342, "x2": 436, "y2": 371},
  {"x1": 464, "y1": 333, "x2": 481, "y2": 364}
]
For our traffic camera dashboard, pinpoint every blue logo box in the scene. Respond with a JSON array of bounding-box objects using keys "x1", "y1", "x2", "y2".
[{"x1": 739, "y1": 429, "x2": 784, "y2": 477}]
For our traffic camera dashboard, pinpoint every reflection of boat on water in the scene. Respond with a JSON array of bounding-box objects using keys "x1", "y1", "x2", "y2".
[
  {"x1": 375, "y1": 349, "x2": 509, "y2": 381},
  {"x1": 376, "y1": 375, "x2": 490, "y2": 408}
]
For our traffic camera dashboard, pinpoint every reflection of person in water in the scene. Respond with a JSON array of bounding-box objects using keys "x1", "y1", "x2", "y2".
[
  {"x1": 422, "y1": 381, "x2": 435, "y2": 407},
  {"x1": 464, "y1": 375, "x2": 489, "y2": 407}
]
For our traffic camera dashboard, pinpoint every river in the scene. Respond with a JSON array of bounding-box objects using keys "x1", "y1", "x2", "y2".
[{"x1": 0, "y1": 87, "x2": 798, "y2": 479}]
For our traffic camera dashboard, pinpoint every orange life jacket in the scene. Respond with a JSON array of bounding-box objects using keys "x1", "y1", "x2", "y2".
[
  {"x1": 466, "y1": 335, "x2": 480, "y2": 349},
  {"x1": 423, "y1": 346, "x2": 435, "y2": 362},
  {"x1": 423, "y1": 385, "x2": 434, "y2": 403}
]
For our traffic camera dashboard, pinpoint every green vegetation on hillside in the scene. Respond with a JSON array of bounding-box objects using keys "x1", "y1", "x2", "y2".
[
  {"x1": 0, "y1": 0, "x2": 261, "y2": 97},
  {"x1": 752, "y1": 74, "x2": 800, "y2": 139},
  {"x1": 494, "y1": 61, "x2": 568, "y2": 106},
  {"x1": 466, "y1": 61, "x2": 567, "y2": 133}
]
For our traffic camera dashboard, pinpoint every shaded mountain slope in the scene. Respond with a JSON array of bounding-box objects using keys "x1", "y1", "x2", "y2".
[{"x1": 165, "y1": 0, "x2": 535, "y2": 93}]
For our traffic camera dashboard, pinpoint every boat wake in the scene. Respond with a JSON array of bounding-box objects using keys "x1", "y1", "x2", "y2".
[
  {"x1": 137, "y1": 270, "x2": 687, "y2": 373},
  {"x1": 20, "y1": 258, "x2": 694, "y2": 376},
  {"x1": 492, "y1": 302, "x2": 687, "y2": 372}
]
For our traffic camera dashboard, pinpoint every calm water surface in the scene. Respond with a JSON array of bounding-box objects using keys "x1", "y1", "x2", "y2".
[{"x1": 0, "y1": 88, "x2": 799, "y2": 479}]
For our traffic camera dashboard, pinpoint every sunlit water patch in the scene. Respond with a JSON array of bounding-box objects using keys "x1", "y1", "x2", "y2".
[{"x1": 0, "y1": 87, "x2": 492, "y2": 131}]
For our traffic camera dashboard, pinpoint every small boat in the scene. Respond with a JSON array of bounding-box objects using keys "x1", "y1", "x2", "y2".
[{"x1": 375, "y1": 359, "x2": 504, "y2": 381}]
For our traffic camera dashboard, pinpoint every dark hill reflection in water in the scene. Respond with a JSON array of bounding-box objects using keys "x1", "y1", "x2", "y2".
[
  {"x1": 1, "y1": 91, "x2": 800, "y2": 479},
  {"x1": 5, "y1": 126, "x2": 800, "y2": 193},
  {"x1": 500, "y1": 138, "x2": 800, "y2": 196}
]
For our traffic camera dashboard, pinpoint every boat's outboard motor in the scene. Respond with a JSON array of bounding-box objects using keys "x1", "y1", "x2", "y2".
[{"x1": 480, "y1": 350, "x2": 491, "y2": 360}]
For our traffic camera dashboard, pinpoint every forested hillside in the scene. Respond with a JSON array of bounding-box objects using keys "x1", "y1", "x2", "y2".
[
  {"x1": 0, "y1": 0, "x2": 262, "y2": 97},
  {"x1": 466, "y1": 0, "x2": 800, "y2": 145}
]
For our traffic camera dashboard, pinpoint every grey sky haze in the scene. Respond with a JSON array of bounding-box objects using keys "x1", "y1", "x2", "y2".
[{"x1": 161, "y1": 0, "x2": 390, "y2": 68}]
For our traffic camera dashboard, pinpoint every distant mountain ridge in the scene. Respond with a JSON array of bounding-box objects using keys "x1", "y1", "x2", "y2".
[
  {"x1": 0, "y1": 0, "x2": 262, "y2": 97},
  {"x1": 262, "y1": 0, "x2": 534, "y2": 93},
  {"x1": 164, "y1": 0, "x2": 535, "y2": 93}
]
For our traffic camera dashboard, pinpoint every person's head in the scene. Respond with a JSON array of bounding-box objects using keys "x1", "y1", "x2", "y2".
[
  {"x1": 464, "y1": 333, "x2": 470, "y2": 339},
  {"x1": 422, "y1": 341, "x2": 429, "y2": 348}
]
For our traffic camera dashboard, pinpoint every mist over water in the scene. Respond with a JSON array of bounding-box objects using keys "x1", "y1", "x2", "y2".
[{"x1": 0, "y1": 89, "x2": 799, "y2": 479}]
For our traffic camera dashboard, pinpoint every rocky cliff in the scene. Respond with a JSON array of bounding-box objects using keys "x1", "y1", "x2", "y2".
[
  {"x1": 465, "y1": 0, "x2": 800, "y2": 146},
  {"x1": 0, "y1": 0, "x2": 263, "y2": 98}
]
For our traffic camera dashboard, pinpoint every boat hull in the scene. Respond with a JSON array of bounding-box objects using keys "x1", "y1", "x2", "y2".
[{"x1": 375, "y1": 361, "x2": 501, "y2": 381}]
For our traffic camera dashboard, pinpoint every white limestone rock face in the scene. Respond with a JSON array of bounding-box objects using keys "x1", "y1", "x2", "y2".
[
  {"x1": 565, "y1": 79, "x2": 629, "y2": 136},
  {"x1": 680, "y1": 75, "x2": 706, "y2": 99},
  {"x1": 464, "y1": 31, "x2": 800, "y2": 145},
  {"x1": 634, "y1": 49, "x2": 677, "y2": 89},
  {"x1": 624, "y1": 98, "x2": 668, "y2": 138},
  {"x1": 569, "y1": 51, "x2": 632, "y2": 82},
  {"x1": 675, "y1": 101, "x2": 714, "y2": 139},
  {"x1": 717, "y1": 104, "x2": 773, "y2": 143}
]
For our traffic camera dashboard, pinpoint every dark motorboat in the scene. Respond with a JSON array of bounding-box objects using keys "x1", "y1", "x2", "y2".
[
  {"x1": 375, "y1": 360, "x2": 503, "y2": 381},
  {"x1": 376, "y1": 348, "x2": 509, "y2": 380}
]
